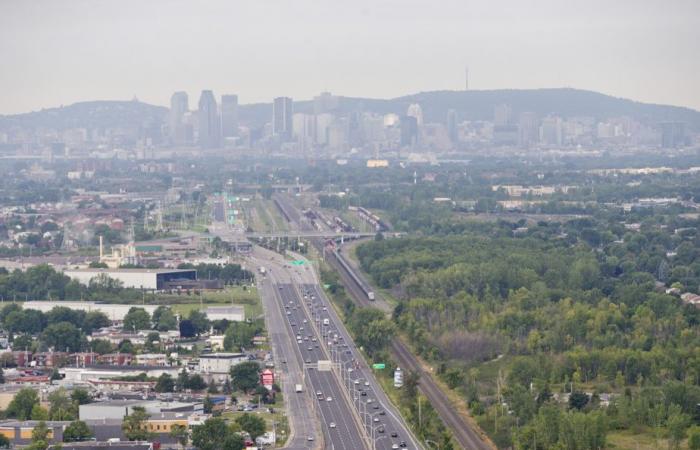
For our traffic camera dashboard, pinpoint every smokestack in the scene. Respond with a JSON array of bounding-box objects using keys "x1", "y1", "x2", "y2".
[{"x1": 99, "y1": 235, "x2": 104, "y2": 260}]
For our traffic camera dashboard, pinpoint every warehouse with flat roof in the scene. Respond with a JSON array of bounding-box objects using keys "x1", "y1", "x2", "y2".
[{"x1": 63, "y1": 268, "x2": 197, "y2": 290}]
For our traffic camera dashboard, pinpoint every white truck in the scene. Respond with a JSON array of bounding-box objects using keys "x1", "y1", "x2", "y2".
[
  {"x1": 295, "y1": 384, "x2": 303, "y2": 393},
  {"x1": 259, "y1": 266, "x2": 267, "y2": 275},
  {"x1": 367, "y1": 291, "x2": 375, "y2": 301},
  {"x1": 323, "y1": 318, "x2": 330, "y2": 326}
]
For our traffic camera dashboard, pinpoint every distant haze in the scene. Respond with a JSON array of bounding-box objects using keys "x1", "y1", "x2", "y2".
[{"x1": 1, "y1": 0, "x2": 699, "y2": 114}]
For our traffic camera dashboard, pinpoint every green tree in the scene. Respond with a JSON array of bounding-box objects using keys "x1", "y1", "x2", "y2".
[
  {"x1": 144, "y1": 331, "x2": 161, "y2": 352},
  {"x1": 30, "y1": 404, "x2": 49, "y2": 420},
  {"x1": 203, "y1": 395, "x2": 214, "y2": 414},
  {"x1": 229, "y1": 361, "x2": 260, "y2": 393},
  {"x1": 223, "y1": 322, "x2": 257, "y2": 351},
  {"x1": 82, "y1": 311, "x2": 110, "y2": 333},
  {"x1": 235, "y1": 413, "x2": 266, "y2": 440},
  {"x1": 568, "y1": 391, "x2": 589, "y2": 411},
  {"x1": 70, "y1": 389, "x2": 91, "y2": 405},
  {"x1": 123, "y1": 308, "x2": 151, "y2": 331},
  {"x1": 0, "y1": 434, "x2": 9, "y2": 448},
  {"x1": 48, "y1": 388, "x2": 76, "y2": 421},
  {"x1": 169, "y1": 423, "x2": 189, "y2": 448},
  {"x1": 41, "y1": 322, "x2": 82, "y2": 352},
  {"x1": 63, "y1": 420, "x2": 94, "y2": 442},
  {"x1": 118, "y1": 339, "x2": 135, "y2": 354},
  {"x1": 122, "y1": 406, "x2": 154, "y2": 441},
  {"x1": 187, "y1": 310, "x2": 209, "y2": 335},
  {"x1": 186, "y1": 374, "x2": 207, "y2": 391},
  {"x1": 667, "y1": 405, "x2": 690, "y2": 450},
  {"x1": 153, "y1": 306, "x2": 177, "y2": 331},
  {"x1": 191, "y1": 418, "x2": 244, "y2": 450},
  {"x1": 90, "y1": 339, "x2": 114, "y2": 355},
  {"x1": 28, "y1": 421, "x2": 50, "y2": 450},
  {"x1": 7, "y1": 387, "x2": 39, "y2": 420},
  {"x1": 176, "y1": 370, "x2": 190, "y2": 392},
  {"x1": 155, "y1": 373, "x2": 175, "y2": 393},
  {"x1": 688, "y1": 425, "x2": 700, "y2": 450}
]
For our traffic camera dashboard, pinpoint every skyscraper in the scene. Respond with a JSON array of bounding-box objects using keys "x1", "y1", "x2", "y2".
[
  {"x1": 313, "y1": 92, "x2": 339, "y2": 115},
  {"x1": 406, "y1": 103, "x2": 424, "y2": 126},
  {"x1": 446, "y1": 109, "x2": 458, "y2": 143},
  {"x1": 518, "y1": 112, "x2": 540, "y2": 148},
  {"x1": 221, "y1": 94, "x2": 239, "y2": 138},
  {"x1": 661, "y1": 122, "x2": 686, "y2": 148},
  {"x1": 198, "y1": 90, "x2": 219, "y2": 148},
  {"x1": 272, "y1": 97, "x2": 293, "y2": 140},
  {"x1": 169, "y1": 91, "x2": 189, "y2": 145},
  {"x1": 494, "y1": 104, "x2": 513, "y2": 127}
]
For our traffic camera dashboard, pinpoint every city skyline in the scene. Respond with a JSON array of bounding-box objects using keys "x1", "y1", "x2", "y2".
[{"x1": 1, "y1": 0, "x2": 699, "y2": 114}]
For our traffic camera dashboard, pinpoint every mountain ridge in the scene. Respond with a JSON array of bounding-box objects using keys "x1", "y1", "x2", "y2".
[{"x1": 1, "y1": 88, "x2": 698, "y2": 131}]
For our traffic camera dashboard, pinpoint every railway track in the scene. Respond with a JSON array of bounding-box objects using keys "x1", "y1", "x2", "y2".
[
  {"x1": 273, "y1": 194, "x2": 493, "y2": 450},
  {"x1": 323, "y1": 245, "x2": 493, "y2": 450}
]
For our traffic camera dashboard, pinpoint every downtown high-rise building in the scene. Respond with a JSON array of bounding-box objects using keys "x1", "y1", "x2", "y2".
[
  {"x1": 272, "y1": 97, "x2": 293, "y2": 140},
  {"x1": 169, "y1": 91, "x2": 189, "y2": 145},
  {"x1": 198, "y1": 90, "x2": 220, "y2": 148},
  {"x1": 221, "y1": 94, "x2": 239, "y2": 138},
  {"x1": 446, "y1": 109, "x2": 458, "y2": 143}
]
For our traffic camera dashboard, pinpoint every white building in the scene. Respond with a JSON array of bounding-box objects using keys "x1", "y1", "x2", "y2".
[
  {"x1": 63, "y1": 268, "x2": 196, "y2": 290},
  {"x1": 23, "y1": 301, "x2": 160, "y2": 322},
  {"x1": 198, "y1": 353, "x2": 247, "y2": 374},
  {"x1": 204, "y1": 305, "x2": 245, "y2": 322}
]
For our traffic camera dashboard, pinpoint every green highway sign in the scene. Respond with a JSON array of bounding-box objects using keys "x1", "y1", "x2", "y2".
[
  {"x1": 291, "y1": 260, "x2": 305, "y2": 266},
  {"x1": 372, "y1": 363, "x2": 386, "y2": 370}
]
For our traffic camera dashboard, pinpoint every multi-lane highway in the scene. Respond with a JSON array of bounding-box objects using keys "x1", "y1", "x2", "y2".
[
  {"x1": 258, "y1": 269, "x2": 320, "y2": 450},
  {"x1": 270, "y1": 194, "x2": 494, "y2": 450},
  {"x1": 251, "y1": 243, "x2": 420, "y2": 450}
]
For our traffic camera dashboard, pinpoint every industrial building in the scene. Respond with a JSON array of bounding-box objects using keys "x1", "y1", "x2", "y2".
[
  {"x1": 198, "y1": 353, "x2": 248, "y2": 375},
  {"x1": 79, "y1": 400, "x2": 202, "y2": 421},
  {"x1": 23, "y1": 301, "x2": 160, "y2": 321},
  {"x1": 63, "y1": 268, "x2": 197, "y2": 291},
  {"x1": 204, "y1": 305, "x2": 245, "y2": 322}
]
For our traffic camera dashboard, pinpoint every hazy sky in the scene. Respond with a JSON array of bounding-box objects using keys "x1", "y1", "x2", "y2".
[{"x1": 1, "y1": 0, "x2": 699, "y2": 114}]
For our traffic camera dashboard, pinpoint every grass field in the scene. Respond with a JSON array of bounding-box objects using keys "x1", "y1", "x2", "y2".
[{"x1": 164, "y1": 286, "x2": 263, "y2": 318}]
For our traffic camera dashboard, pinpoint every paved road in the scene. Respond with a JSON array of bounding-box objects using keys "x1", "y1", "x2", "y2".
[
  {"x1": 273, "y1": 194, "x2": 493, "y2": 450},
  {"x1": 258, "y1": 270, "x2": 320, "y2": 450},
  {"x1": 303, "y1": 283, "x2": 421, "y2": 450},
  {"x1": 252, "y1": 245, "x2": 367, "y2": 450},
  {"x1": 325, "y1": 247, "x2": 494, "y2": 450}
]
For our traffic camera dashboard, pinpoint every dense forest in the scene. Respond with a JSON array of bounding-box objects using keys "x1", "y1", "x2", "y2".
[{"x1": 356, "y1": 212, "x2": 700, "y2": 448}]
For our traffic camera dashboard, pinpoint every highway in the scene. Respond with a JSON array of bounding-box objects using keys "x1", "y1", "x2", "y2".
[
  {"x1": 258, "y1": 268, "x2": 320, "y2": 450},
  {"x1": 325, "y1": 247, "x2": 493, "y2": 450},
  {"x1": 271, "y1": 194, "x2": 494, "y2": 450},
  {"x1": 251, "y1": 244, "x2": 421, "y2": 450},
  {"x1": 252, "y1": 246, "x2": 368, "y2": 450}
]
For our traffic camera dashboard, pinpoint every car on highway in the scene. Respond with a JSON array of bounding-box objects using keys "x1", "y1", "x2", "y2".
[
  {"x1": 373, "y1": 417, "x2": 380, "y2": 423},
  {"x1": 364, "y1": 381, "x2": 370, "y2": 386},
  {"x1": 307, "y1": 436, "x2": 314, "y2": 442},
  {"x1": 390, "y1": 432, "x2": 398, "y2": 438},
  {"x1": 400, "y1": 441, "x2": 407, "y2": 448},
  {"x1": 360, "y1": 391, "x2": 367, "y2": 396},
  {"x1": 329, "y1": 422, "x2": 336, "y2": 429},
  {"x1": 392, "y1": 445, "x2": 399, "y2": 449},
  {"x1": 307, "y1": 347, "x2": 313, "y2": 351},
  {"x1": 326, "y1": 396, "x2": 333, "y2": 402}
]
